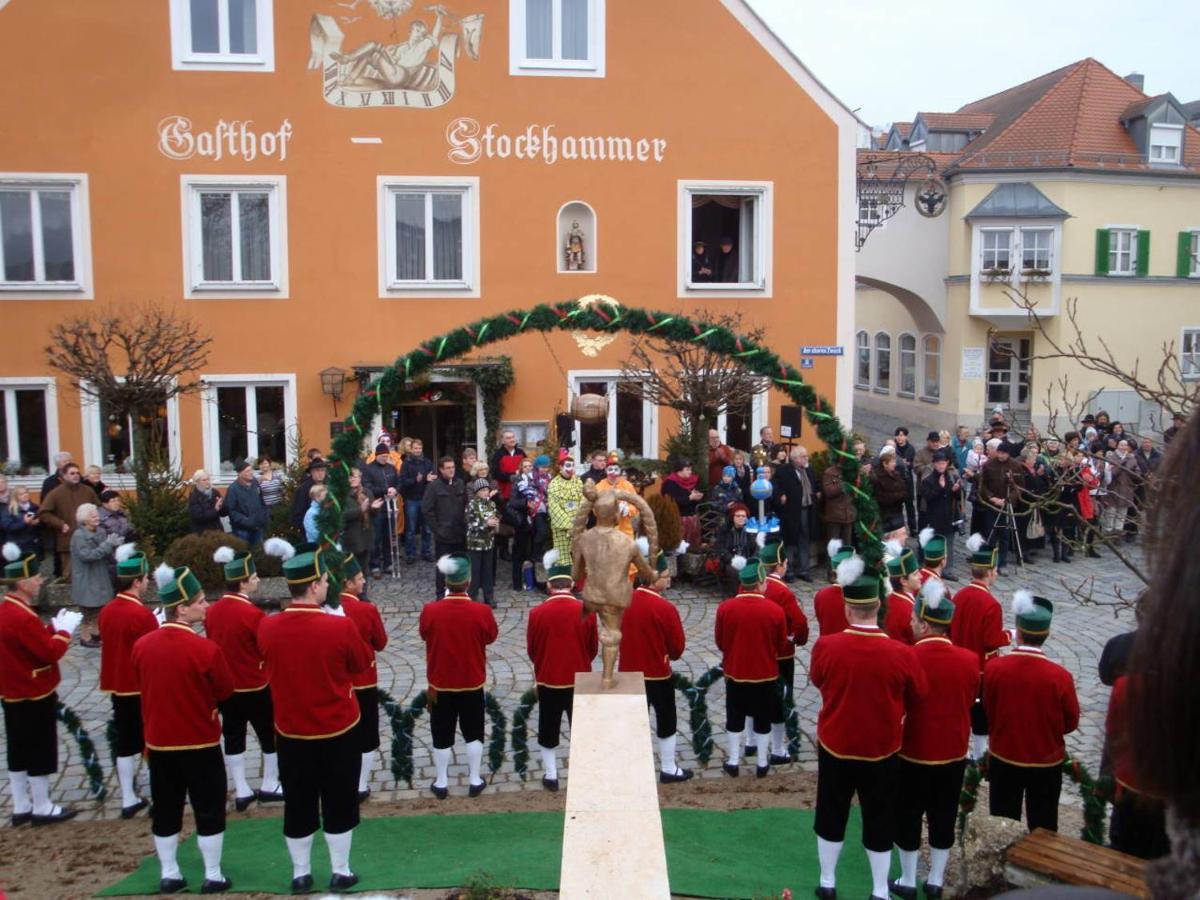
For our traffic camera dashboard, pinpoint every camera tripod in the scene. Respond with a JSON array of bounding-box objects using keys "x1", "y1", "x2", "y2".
[{"x1": 986, "y1": 500, "x2": 1025, "y2": 569}]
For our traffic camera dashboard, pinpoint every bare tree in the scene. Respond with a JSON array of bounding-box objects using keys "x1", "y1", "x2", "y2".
[{"x1": 45, "y1": 304, "x2": 212, "y2": 498}]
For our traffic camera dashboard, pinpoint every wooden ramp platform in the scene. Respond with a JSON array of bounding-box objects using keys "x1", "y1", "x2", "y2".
[
  {"x1": 1005, "y1": 828, "x2": 1149, "y2": 897},
  {"x1": 559, "y1": 671, "x2": 670, "y2": 899}
]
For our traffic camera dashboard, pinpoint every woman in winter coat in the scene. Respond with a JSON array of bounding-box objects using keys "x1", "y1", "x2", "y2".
[
  {"x1": 820, "y1": 462, "x2": 855, "y2": 548},
  {"x1": 341, "y1": 468, "x2": 378, "y2": 587},
  {"x1": 187, "y1": 470, "x2": 224, "y2": 533},
  {"x1": 661, "y1": 459, "x2": 704, "y2": 546},
  {"x1": 714, "y1": 503, "x2": 756, "y2": 592},
  {"x1": 1076, "y1": 448, "x2": 1102, "y2": 558},
  {"x1": 70, "y1": 502, "x2": 117, "y2": 647},
  {"x1": 2, "y1": 487, "x2": 42, "y2": 555},
  {"x1": 1014, "y1": 446, "x2": 1049, "y2": 560},
  {"x1": 1104, "y1": 439, "x2": 1140, "y2": 539},
  {"x1": 870, "y1": 448, "x2": 910, "y2": 536}
]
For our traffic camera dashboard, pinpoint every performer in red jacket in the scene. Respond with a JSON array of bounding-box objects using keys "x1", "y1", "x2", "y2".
[
  {"x1": 620, "y1": 550, "x2": 691, "y2": 783},
  {"x1": 206, "y1": 546, "x2": 281, "y2": 812},
  {"x1": 892, "y1": 579, "x2": 980, "y2": 900},
  {"x1": 983, "y1": 592, "x2": 1080, "y2": 833},
  {"x1": 419, "y1": 555, "x2": 499, "y2": 800},
  {"x1": 133, "y1": 563, "x2": 235, "y2": 894},
  {"x1": 917, "y1": 528, "x2": 948, "y2": 587},
  {"x1": 715, "y1": 559, "x2": 787, "y2": 778},
  {"x1": 526, "y1": 551, "x2": 597, "y2": 791},
  {"x1": 98, "y1": 544, "x2": 158, "y2": 818},
  {"x1": 883, "y1": 541, "x2": 920, "y2": 644},
  {"x1": 337, "y1": 553, "x2": 389, "y2": 803},
  {"x1": 759, "y1": 541, "x2": 808, "y2": 764},
  {"x1": 0, "y1": 544, "x2": 81, "y2": 827},
  {"x1": 809, "y1": 568, "x2": 927, "y2": 900},
  {"x1": 257, "y1": 545, "x2": 372, "y2": 894},
  {"x1": 1105, "y1": 674, "x2": 1168, "y2": 859},
  {"x1": 813, "y1": 541, "x2": 857, "y2": 638},
  {"x1": 951, "y1": 535, "x2": 1011, "y2": 759}
]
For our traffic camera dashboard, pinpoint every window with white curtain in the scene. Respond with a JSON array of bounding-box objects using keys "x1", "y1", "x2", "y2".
[
  {"x1": 874, "y1": 332, "x2": 891, "y2": 392},
  {"x1": 0, "y1": 175, "x2": 91, "y2": 296},
  {"x1": 680, "y1": 181, "x2": 772, "y2": 294},
  {"x1": 981, "y1": 228, "x2": 1012, "y2": 271},
  {"x1": 183, "y1": 176, "x2": 286, "y2": 297},
  {"x1": 1020, "y1": 228, "x2": 1053, "y2": 271},
  {"x1": 170, "y1": 0, "x2": 275, "y2": 71},
  {"x1": 856, "y1": 331, "x2": 870, "y2": 388},
  {"x1": 511, "y1": 0, "x2": 605, "y2": 76},
  {"x1": 1182, "y1": 330, "x2": 1200, "y2": 380},
  {"x1": 898, "y1": 333, "x2": 917, "y2": 396},
  {"x1": 922, "y1": 335, "x2": 941, "y2": 399},
  {"x1": 379, "y1": 177, "x2": 479, "y2": 295}
]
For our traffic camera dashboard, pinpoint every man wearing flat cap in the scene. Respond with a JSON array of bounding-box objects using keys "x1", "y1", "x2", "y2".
[
  {"x1": 224, "y1": 459, "x2": 269, "y2": 548},
  {"x1": 977, "y1": 440, "x2": 1024, "y2": 574}
]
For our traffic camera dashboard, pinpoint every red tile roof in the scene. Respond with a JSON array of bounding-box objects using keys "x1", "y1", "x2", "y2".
[
  {"x1": 917, "y1": 112, "x2": 995, "y2": 131},
  {"x1": 891, "y1": 121, "x2": 913, "y2": 138}
]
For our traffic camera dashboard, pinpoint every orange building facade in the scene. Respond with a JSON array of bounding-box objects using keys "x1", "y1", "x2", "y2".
[{"x1": 0, "y1": 0, "x2": 856, "y2": 488}]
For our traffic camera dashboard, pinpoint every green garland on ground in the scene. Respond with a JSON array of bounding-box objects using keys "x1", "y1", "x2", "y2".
[
  {"x1": 783, "y1": 690, "x2": 801, "y2": 759},
  {"x1": 379, "y1": 689, "x2": 429, "y2": 789},
  {"x1": 956, "y1": 756, "x2": 986, "y2": 844},
  {"x1": 57, "y1": 701, "x2": 106, "y2": 801},
  {"x1": 1063, "y1": 756, "x2": 1115, "y2": 845},
  {"x1": 672, "y1": 666, "x2": 725, "y2": 765},
  {"x1": 484, "y1": 692, "x2": 507, "y2": 775},
  {"x1": 509, "y1": 687, "x2": 539, "y2": 780}
]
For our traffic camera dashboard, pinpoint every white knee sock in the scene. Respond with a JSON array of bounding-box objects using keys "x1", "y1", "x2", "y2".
[
  {"x1": 285, "y1": 833, "x2": 314, "y2": 879},
  {"x1": 260, "y1": 752, "x2": 280, "y2": 794},
  {"x1": 540, "y1": 746, "x2": 558, "y2": 780},
  {"x1": 971, "y1": 733, "x2": 989, "y2": 760},
  {"x1": 8, "y1": 771, "x2": 31, "y2": 815},
  {"x1": 154, "y1": 833, "x2": 182, "y2": 881},
  {"x1": 726, "y1": 729, "x2": 743, "y2": 765},
  {"x1": 928, "y1": 846, "x2": 951, "y2": 887},
  {"x1": 770, "y1": 723, "x2": 787, "y2": 757},
  {"x1": 816, "y1": 837, "x2": 843, "y2": 888},
  {"x1": 866, "y1": 849, "x2": 891, "y2": 899},
  {"x1": 324, "y1": 829, "x2": 354, "y2": 877},
  {"x1": 433, "y1": 747, "x2": 452, "y2": 789},
  {"x1": 226, "y1": 752, "x2": 252, "y2": 798},
  {"x1": 29, "y1": 774, "x2": 57, "y2": 816},
  {"x1": 754, "y1": 731, "x2": 770, "y2": 762},
  {"x1": 117, "y1": 754, "x2": 140, "y2": 808},
  {"x1": 898, "y1": 847, "x2": 918, "y2": 888},
  {"x1": 358, "y1": 751, "x2": 373, "y2": 793},
  {"x1": 465, "y1": 739, "x2": 484, "y2": 785},
  {"x1": 658, "y1": 735, "x2": 677, "y2": 775},
  {"x1": 197, "y1": 832, "x2": 225, "y2": 882}
]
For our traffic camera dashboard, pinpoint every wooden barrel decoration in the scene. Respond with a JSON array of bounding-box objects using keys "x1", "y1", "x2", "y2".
[{"x1": 571, "y1": 392, "x2": 609, "y2": 424}]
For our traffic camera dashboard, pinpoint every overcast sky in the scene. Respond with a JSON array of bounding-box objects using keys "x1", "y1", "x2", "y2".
[{"x1": 748, "y1": 0, "x2": 1200, "y2": 128}]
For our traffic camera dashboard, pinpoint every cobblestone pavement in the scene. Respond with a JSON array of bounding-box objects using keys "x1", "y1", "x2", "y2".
[{"x1": 1, "y1": 536, "x2": 1141, "y2": 820}]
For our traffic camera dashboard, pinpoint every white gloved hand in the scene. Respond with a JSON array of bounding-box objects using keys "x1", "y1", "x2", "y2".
[
  {"x1": 51, "y1": 609, "x2": 84, "y2": 637},
  {"x1": 323, "y1": 604, "x2": 347, "y2": 617},
  {"x1": 618, "y1": 501, "x2": 630, "y2": 518},
  {"x1": 154, "y1": 607, "x2": 167, "y2": 627}
]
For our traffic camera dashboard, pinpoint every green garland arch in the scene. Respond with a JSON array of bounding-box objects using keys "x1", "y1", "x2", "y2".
[{"x1": 316, "y1": 297, "x2": 883, "y2": 601}]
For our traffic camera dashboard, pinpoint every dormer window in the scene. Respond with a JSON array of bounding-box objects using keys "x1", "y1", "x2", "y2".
[{"x1": 1149, "y1": 124, "x2": 1183, "y2": 164}]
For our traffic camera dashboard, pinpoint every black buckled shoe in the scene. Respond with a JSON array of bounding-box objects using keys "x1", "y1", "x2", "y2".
[
  {"x1": 659, "y1": 767, "x2": 694, "y2": 784},
  {"x1": 922, "y1": 885, "x2": 943, "y2": 899},
  {"x1": 290, "y1": 873, "x2": 313, "y2": 893},
  {"x1": 200, "y1": 876, "x2": 232, "y2": 894},
  {"x1": 755, "y1": 764, "x2": 770, "y2": 778},
  {"x1": 234, "y1": 794, "x2": 256, "y2": 812},
  {"x1": 769, "y1": 753, "x2": 792, "y2": 765},
  {"x1": 329, "y1": 872, "x2": 359, "y2": 892},
  {"x1": 159, "y1": 876, "x2": 188, "y2": 894},
  {"x1": 813, "y1": 887, "x2": 836, "y2": 900},
  {"x1": 889, "y1": 880, "x2": 918, "y2": 900},
  {"x1": 121, "y1": 798, "x2": 149, "y2": 819},
  {"x1": 542, "y1": 776, "x2": 559, "y2": 792},
  {"x1": 722, "y1": 762, "x2": 739, "y2": 777},
  {"x1": 468, "y1": 779, "x2": 487, "y2": 798},
  {"x1": 31, "y1": 806, "x2": 77, "y2": 826},
  {"x1": 357, "y1": 788, "x2": 370, "y2": 803},
  {"x1": 257, "y1": 788, "x2": 285, "y2": 804},
  {"x1": 430, "y1": 781, "x2": 448, "y2": 800},
  {"x1": 11, "y1": 811, "x2": 32, "y2": 827}
]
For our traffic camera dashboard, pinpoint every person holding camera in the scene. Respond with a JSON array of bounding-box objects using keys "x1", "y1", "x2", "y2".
[{"x1": 977, "y1": 441, "x2": 1024, "y2": 575}]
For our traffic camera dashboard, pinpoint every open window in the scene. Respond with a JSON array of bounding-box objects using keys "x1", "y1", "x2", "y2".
[{"x1": 680, "y1": 181, "x2": 772, "y2": 295}]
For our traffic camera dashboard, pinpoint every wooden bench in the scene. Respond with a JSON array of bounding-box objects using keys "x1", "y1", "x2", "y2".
[{"x1": 1005, "y1": 828, "x2": 1149, "y2": 897}]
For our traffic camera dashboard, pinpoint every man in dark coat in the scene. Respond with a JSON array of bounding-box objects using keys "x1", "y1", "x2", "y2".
[
  {"x1": 977, "y1": 442, "x2": 1024, "y2": 574},
  {"x1": 223, "y1": 460, "x2": 268, "y2": 547},
  {"x1": 920, "y1": 450, "x2": 962, "y2": 578},
  {"x1": 772, "y1": 447, "x2": 820, "y2": 582},
  {"x1": 289, "y1": 459, "x2": 328, "y2": 531},
  {"x1": 362, "y1": 446, "x2": 401, "y2": 575},
  {"x1": 422, "y1": 457, "x2": 467, "y2": 595}
]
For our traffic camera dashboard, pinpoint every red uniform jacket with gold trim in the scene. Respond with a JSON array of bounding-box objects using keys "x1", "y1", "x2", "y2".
[
  {"x1": 1105, "y1": 676, "x2": 1147, "y2": 794},
  {"x1": 0, "y1": 595, "x2": 70, "y2": 701},
  {"x1": 132, "y1": 622, "x2": 234, "y2": 750},
  {"x1": 715, "y1": 591, "x2": 786, "y2": 683},
  {"x1": 811, "y1": 624, "x2": 927, "y2": 760},
  {"x1": 98, "y1": 592, "x2": 158, "y2": 695},
  {"x1": 619, "y1": 586, "x2": 685, "y2": 680},
  {"x1": 950, "y1": 581, "x2": 1011, "y2": 669},
  {"x1": 257, "y1": 603, "x2": 371, "y2": 739},
  {"x1": 884, "y1": 591, "x2": 916, "y2": 644},
  {"x1": 983, "y1": 646, "x2": 1080, "y2": 767},
  {"x1": 764, "y1": 574, "x2": 809, "y2": 656},
  {"x1": 918, "y1": 568, "x2": 943, "y2": 588},
  {"x1": 205, "y1": 592, "x2": 269, "y2": 692},
  {"x1": 418, "y1": 593, "x2": 498, "y2": 692},
  {"x1": 339, "y1": 593, "x2": 388, "y2": 690},
  {"x1": 813, "y1": 585, "x2": 849, "y2": 638},
  {"x1": 900, "y1": 635, "x2": 980, "y2": 763},
  {"x1": 526, "y1": 592, "x2": 598, "y2": 688}
]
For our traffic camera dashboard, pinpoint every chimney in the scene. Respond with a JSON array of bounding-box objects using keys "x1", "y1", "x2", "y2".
[{"x1": 1124, "y1": 72, "x2": 1145, "y2": 92}]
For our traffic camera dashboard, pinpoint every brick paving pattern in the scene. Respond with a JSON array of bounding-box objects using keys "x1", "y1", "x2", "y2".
[{"x1": 1, "y1": 537, "x2": 1140, "y2": 818}]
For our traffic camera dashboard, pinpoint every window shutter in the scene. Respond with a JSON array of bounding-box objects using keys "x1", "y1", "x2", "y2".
[
  {"x1": 1135, "y1": 230, "x2": 1151, "y2": 276},
  {"x1": 1095, "y1": 229, "x2": 1110, "y2": 275},
  {"x1": 1179, "y1": 231, "x2": 1195, "y2": 278}
]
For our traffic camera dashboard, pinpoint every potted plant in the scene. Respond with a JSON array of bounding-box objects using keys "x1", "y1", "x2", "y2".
[
  {"x1": 1021, "y1": 267, "x2": 1053, "y2": 280},
  {"x1": 982, "y1": 266, "x2": 1013, "y2": 282}
]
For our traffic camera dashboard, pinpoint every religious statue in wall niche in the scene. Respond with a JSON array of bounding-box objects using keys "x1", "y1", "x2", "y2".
[{"x1": 564, "y1": 220, "x2": 587, "y2": 271}]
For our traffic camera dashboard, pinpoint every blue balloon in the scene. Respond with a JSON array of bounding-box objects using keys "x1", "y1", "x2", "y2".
[{"x1": 750, "y1": 476, "x2": 773, "y2": 501}]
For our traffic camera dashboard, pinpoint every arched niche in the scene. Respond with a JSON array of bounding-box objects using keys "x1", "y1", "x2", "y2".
[{"x1": 557, "y1": 201, "x2": 597, "y2": 274}]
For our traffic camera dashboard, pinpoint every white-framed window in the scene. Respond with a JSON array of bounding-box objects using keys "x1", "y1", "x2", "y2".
[
  {"x1": 0, "y1": 174, "x2": 92, "y2": 299},
  {"x1": 1149, "y1": 124, "x2": 1183, "y2": 165},
  {"x1": 898, "y1": 333, "x2": 917, "y2": 397},
  {"x1": 1182, "y1": 329, "x2": 1200, "y2": 381},
  {"x1": 79, "y1": 383, "x2": 181, "y2": 481},
  {"x1": 922, "y1": 335, "x2": 941, "y2": 400},
  {"x1": 1109, "y1": 228, "x2": 1137, "y2": 275},
  {"x1": 1188, "y1": 231, "x2": 1199, "y2": 278},
  {"x1": 509, "y1": 0, "x2": 605, "y2": 77},
  {"x1": 0, "y1": 379, "x2": 58, "y2": 479},
  {"x1": 1020, "y1": 227, "x2": 1053, "y2": 272},
  {"x1": 169, "y1": 0, "x2": 275, "y2": 72},
  {"x1": 499, "y1": 421, "x2": 549, "y2": 450},
  {"x1": 873, "y1": 332, "x2": 891, "y2": 393},
  {"x1": 855, "y1": 330, "x2": 870, "y2": 389},
  {"x1": 201, "y1": 375, "x2": 296, "y2": 479},
  {"x1": 181, "y1": 175, "x2": 287, "y2": 298},
  {"x1": 378, "y1": 176, "x2": 480, "y2": 298},
  {"x1": 679, "y1": 180, "x2": 773, "y2": 296},
  {"x1": 981, "y1": 228, "x2": 1012, "y2": 272},
  {"x1": 567, "y1": 371, "x2": 657, "y2": 461}
]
